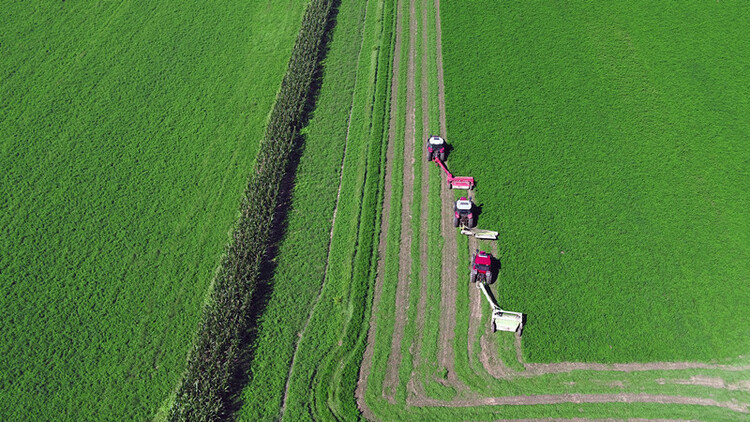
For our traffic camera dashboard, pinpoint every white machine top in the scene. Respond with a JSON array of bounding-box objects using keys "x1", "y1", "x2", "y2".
[
  {"x1": 428, "y1": 136, "x2": 445, "y2": 145},
  {"x1": 455, "y1": 198, "x2": 472, "y2": 210}
]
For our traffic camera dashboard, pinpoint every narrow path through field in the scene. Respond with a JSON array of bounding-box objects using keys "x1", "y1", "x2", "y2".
[
  {"x1": 434, "y1": 0, "x2": 464, "y2": 390},
  {"x1": 409, "y1": 394, "x2": 748, "y2": 413},
  {"x1": 407, "y1": 0, "x2": 431, "y2": 399}
]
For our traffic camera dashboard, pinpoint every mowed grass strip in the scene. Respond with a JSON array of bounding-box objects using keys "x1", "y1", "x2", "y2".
[
  {"x1": 0, "y1": 1, "x2": 305, "y2": 420},
  {"x1": 441, "y1": 0, "x2": 750, "y2": 363}
]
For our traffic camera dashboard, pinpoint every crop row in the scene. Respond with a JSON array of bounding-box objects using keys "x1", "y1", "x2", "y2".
[
  {"x1": 236, "y1": 0, "x2": 372, "y2": 419},
  {"x1": 168, "y1": 1, "x2": 336, "y2": 420}
]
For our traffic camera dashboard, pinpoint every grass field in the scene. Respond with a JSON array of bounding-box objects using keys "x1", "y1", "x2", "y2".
[
  {"x1": 3, "y1": 0, "x2": 749, "y2": 420},
  {"x1": 441, "y1": 0, "x2": 750, "y2": 363},
  {"x1": 0, "y1": 1, "x2": 305, "y2": 420}
]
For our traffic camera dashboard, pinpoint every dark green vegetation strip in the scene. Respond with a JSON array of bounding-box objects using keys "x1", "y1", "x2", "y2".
[
  {"x1": 441, "y1": 0, "x2": 750, "y2": 363},
  {"x1": 236, "y1": 0, "x2": 370, "y2": 419},
  {"x1": 277, "y1": 0, "x2": 396, "y2": 419},
  {"x1": 0, "y1": 1, "x2": 304, "y2": 420},
  {"x1": 169, "y1": 1, "x2": 335, "y2": 420}
]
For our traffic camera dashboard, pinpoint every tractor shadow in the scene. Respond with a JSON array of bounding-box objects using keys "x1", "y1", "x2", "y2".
[
  {"x1": 472, "y1": 202, "x2": 484, "y2": 226},
  {"x1": 225, "y1": 0, "x2": 342, "y2": 416}
]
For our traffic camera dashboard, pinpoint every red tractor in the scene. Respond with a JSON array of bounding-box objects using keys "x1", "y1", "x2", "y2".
[
  {"x1": 470, "y1": 250, "x2": 493, "y2": 284},
  {"x1": 453, "y1": 197, "x2": 475, "y2": 228},
  {"x1": 426, "y1": 135, "x2": 446, "y2": 161}
]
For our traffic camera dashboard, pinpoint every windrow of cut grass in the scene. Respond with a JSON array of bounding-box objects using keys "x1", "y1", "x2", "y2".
[
  {"x1": 168, "y1": 0, "x2": 336, "y2": 419},
  {"x1": 441, "y1": 0, "x2": 750, "y2": 364},
  {"x1": 0, "y1": 2, "x2": 305, "y2": 420}
]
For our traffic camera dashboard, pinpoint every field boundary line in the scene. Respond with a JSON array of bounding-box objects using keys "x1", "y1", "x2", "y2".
[{"x1": 278, "y1": 0, "x2": 371, "y2": 416}]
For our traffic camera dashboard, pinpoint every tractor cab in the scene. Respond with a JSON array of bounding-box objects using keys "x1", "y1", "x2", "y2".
[
  {"x1": 470, "y1": 250, "x2": 493, "y2": 284},
  {"x1": 453, "y1": 197, "x2": 474, "y2": 228},
  {"x1": 426, "y1": 135, "x2": 446, "y2": 161}
]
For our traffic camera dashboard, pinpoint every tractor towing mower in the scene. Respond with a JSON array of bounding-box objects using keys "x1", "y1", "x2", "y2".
[
  {"x1": 471, "y1": 250, "x2": 524, "y2": 334},
  {"x1": 453, "y1": 197, "x2": 499, "y2": 240},
  {"x1": 426, "y1": 135, "x2": 475, "y2": 190},
  {"x1": 426, "y1": 135, "x2": 446, "y2": 161},
  {"x1": 453, "y1": 197, "x2": 475, "y2": 228}
]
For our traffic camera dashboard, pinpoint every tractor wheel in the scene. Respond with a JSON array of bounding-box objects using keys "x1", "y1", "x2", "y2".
[
  {"x1": 470, "y1": 272, "x2": 476, "y2": 283},
  {"x1": 453, "y1": 216, "x2": 459, "y2": 227},
  {"x1": 440, "y1": 151, "x2": 445, "y2": 161},
  {"x1": 468, "y1": 217, "x2": 474, "y2": 228},
  {"x1": 486, "y1": 271, "x2": 493, "y2": 284},
  {"x1": 491, "y1": 320, "x2": 497, "y2": 333},
  {"x1": 427, "y1": 149, "x2": 432, "y2": 161}
]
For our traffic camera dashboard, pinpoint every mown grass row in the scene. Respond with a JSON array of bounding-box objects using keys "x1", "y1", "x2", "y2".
[
  {"x1": 361, "y1": 1, "x2": 750, "y2": 420},
  {"x1": 395, "y1": 0, "x2": 426, "y2": 404},
  {"x1": 0, "y1": 2, "x2": 305, "y2": 420},
  {"x1": 168, "y1": 1, "x2": 336, "y2": 419},
  {"x1": 365, "y1": 0, "x2": 407, "y2": 406}
]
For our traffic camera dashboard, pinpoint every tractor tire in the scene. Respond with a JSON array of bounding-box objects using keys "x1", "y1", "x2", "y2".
[
  {"x1": 427, "y1": 149, "x2": 432, "y2": 161},
  {"x1": 440, "y1": 151, "x2": 445, "y2": 161},
  {"x1": 467, "y1": 217, "x2": 474, "y2": 228},
  {"x1": 453, "y1": 216, "x2": 459, "y2": 227},
  {"x1": 486, "y1": 271, "x2": 493, "y2": 284},
  {"x1": 470, "y1": 272, "x2": 476, "y2": 283}
]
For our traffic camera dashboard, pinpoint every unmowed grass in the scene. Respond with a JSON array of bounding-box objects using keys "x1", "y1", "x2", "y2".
[
  {"x1": 0, "y1": 1, "x2": 305, "y2": 420},
  {"x1": 441, "y1": 0, "x2": 750, "y2": 363}
]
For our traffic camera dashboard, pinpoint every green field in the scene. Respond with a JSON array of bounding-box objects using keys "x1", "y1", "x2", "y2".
[
  {"x1": 0, "y1": 1, "x2": 305, "y2": 420},
  {"x1": 441, "y1": 0, "x2": 750, "y2": 363}
]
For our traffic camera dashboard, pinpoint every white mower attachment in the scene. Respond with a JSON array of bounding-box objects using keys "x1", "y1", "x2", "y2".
[
  {"x1": 478, "y1": 282, "x2": 523, "y2": 335},
  {"x1": 460, "y1": 227, "x2": 498, "y2": 240}
]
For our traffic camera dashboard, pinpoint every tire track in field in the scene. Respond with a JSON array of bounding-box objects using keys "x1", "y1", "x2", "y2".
[
  {"x1": 433, "y1": 0, "x2": 464, "y2": 388},
  {"x1": 382, "y1": 0, "x2": 417, "y2": 401},
  {"x1": 280, "y1": 0, "x2": 371, "y2": 417},
  {"x1": 407, "y1": 0, "x2": 431, "y2": 399},
  {"x1": 409, "y1": 394, "x2": 748, "y2": 413},
  {"x1": 356, "y1": 0, "x2": 402, "y2": 413}
]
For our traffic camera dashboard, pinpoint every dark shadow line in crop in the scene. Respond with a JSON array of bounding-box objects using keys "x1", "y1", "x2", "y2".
[{"x1": 222, "y1": 0, "x2": 342, "y2": 419}]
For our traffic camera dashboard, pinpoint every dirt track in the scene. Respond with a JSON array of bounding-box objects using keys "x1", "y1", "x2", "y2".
[
  {"x1": 355, "y1": 0, "x2": 750, "y2": 418},
  {"x1": 382, "y1": 0, "x2": 418, "y2": 401}
]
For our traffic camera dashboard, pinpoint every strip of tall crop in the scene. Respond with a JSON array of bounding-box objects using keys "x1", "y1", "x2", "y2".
[{"x1": 169, "y1": 1, "x2": 335, "y2": 420}]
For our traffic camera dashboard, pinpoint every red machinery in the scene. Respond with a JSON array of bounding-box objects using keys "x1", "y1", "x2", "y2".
[
  {"x1": 427, "y1": 135, "x2": 475, "y2": 190},
  {"x1": 470, "y1": 250, "x2": 493, "y2": 284},
  {"x1": 433, "y1": 157, "x2": 475, "y2": 190}
]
